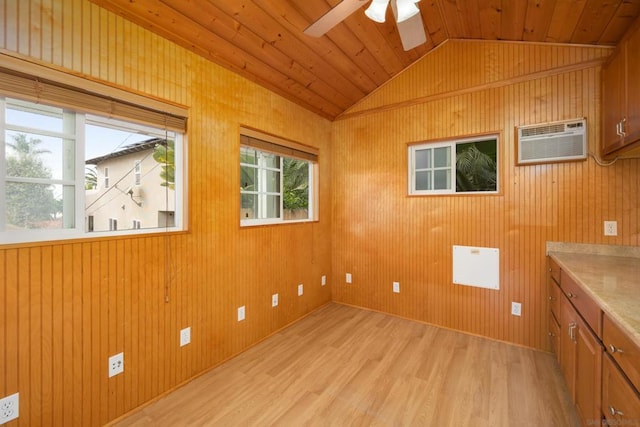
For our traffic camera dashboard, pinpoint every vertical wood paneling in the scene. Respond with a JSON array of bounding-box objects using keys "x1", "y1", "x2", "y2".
[
  {"x1": 332, "y1": 40, "x2": 639, "y2": 354},
  {"x1": 1, "y1": 1, "x2": 332, "y2": 425}
]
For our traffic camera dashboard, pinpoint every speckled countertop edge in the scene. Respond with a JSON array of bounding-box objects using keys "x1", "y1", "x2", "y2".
[{"x1": 546, "y1": 241, "x2": 640, "y2": 258}]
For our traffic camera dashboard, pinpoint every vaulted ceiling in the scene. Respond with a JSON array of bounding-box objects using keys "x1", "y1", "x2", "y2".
[{"x1": 90, "y1": 0, "x2": 640, "y2": 120}]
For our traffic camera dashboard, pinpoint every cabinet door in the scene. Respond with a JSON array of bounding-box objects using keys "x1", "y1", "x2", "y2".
[
  {"x1": 625, "y1": 26, "x2": 640, "y2": 145},
  {"x1": 549, "y1": 312, "x2": 560, "y2": 361},
  {"x1": 559, "y1": 295, "x2": 577, "y2": 400},
  {"x1": 574, "y1": 313, "x2": 602, "y2": 426},
  {"x1": 602, "y1": 354, "x2": 640, "y2": 424},
  {"x1": 602, "y1": 50, "x2": 626, "y2": 155}
]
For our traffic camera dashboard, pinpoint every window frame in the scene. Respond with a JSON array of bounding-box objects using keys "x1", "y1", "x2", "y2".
[
  {"x1": 1, "y1": 96, "x2": 187, "y2": 245},
  {"x1": 408, "y1": 134, "x2": 500, "y2": 196},
  {"x1": 239, "y1": 127, "x2": 318, "y2": 227}
]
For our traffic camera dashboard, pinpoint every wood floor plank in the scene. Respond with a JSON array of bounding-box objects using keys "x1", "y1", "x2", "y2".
[{"x1": 113, "y1": 303, "x2": 579, "y2": 427}]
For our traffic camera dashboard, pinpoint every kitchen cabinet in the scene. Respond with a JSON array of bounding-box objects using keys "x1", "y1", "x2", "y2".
[
  {"x1": 548, "y1": 256, "x2": 604, "y2": 425},
  {"x1": 603, "y1": 314, "x2": 640, "y2": 392},
  {"x1": 602, "y1": 314, "x2": 640, "y2": 426},
  {"x1": 602, "y1": 354, "x2": 640, "y2": 424},
  {"x1": 548, "y1": 258, "x2": 561, "y2": 360},
  {"x1": 602, "y1": 20, "x2": 640, "y2": 157},
  {"x1": 559, "y1": 294, "x2": 602, "y2": 425}
]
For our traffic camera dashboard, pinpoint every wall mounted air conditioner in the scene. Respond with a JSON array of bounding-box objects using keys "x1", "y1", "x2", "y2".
[{"x1": 516, "y1": 118, "x2": 587, "y2": 165}]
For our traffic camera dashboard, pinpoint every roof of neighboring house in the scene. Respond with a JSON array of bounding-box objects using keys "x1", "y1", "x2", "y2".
[{"x1": 85, "y1": 138, "x2": 166, "y2": 165}]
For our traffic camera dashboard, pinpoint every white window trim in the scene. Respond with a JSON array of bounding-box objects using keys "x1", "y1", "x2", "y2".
[
  {"x1": 240, "y1": 135, "x2": 317, "y2": 227},
  {"x1": 408, "y1": 134, "x2": 499, "y2": 196},
  {"x1": 240, "y1": 157, "x2": 315, "y2": 227}
]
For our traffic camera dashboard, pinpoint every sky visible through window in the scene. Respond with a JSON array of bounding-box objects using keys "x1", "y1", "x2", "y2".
[{"x1": 6, "y1": 105, "x2": 155, "y2": 196}]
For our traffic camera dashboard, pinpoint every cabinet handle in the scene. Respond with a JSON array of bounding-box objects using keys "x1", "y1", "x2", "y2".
[
  {"x1": 621, "y1": 117, "x2": 627, "y2": 137},
  {"x1": 568, "y1": 322, "x2": 577, "y2": 342},
  {"x1": 609, "y1": 406, "x2": 624, "y2": 416},
  {"x1": 548, "y1": 296, "x2": 555, "y2": 301},
  {"x1": 567, "y1": 292, "x2": 575, "y2": 299},
  {"x1": 616, "y1": 121, "x2": 622, "y2": 136},
  {"x1": 609, "y1": 344, "x2": 624, "y2": 354}
]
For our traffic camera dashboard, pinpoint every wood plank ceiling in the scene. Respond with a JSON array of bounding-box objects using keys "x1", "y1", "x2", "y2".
[{"x1": 89, "y1": 0, "x2": 640, "y2": 120}]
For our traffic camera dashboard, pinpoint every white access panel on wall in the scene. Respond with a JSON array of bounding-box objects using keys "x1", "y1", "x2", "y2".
[{"x1": 452, "y1": 245, "x2": 500, "y2": 290}]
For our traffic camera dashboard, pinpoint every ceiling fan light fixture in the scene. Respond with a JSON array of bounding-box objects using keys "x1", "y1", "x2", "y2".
[
  {"x1": 365, "y1": 0, "x2": 389, "y2": 23},
  {"x1": 395, "y1": 0, "x2": 420, "y2": 23}
]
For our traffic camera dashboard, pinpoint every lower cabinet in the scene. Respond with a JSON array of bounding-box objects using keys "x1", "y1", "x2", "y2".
[
  {"x1": 602, "y1": 354, "x2": 640, "y2": 423},
  {"x1": 559, "y1": 294, "x2": 603, "y2": 425}
]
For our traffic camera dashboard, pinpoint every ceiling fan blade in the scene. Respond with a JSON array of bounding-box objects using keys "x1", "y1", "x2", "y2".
[
  {"x1": 397, "y1": 12, "x2": 427, "y2": 50},
  {"x1": 390, "y1": 0, "x2": 427, "y2": 50},
  {"x1": 304, "y1": 0, "x2": 370, "y2": 37}
]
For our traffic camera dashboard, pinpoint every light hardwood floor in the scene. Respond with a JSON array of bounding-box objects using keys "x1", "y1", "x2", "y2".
[{"x1": 113, "y1": 303, "x2": 579, "y2": 426}]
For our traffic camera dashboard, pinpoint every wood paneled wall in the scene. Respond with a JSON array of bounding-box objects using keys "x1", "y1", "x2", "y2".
[
  {"x1": 331, "y1": 40, "x2": 639, "y2": 352},
  {"x1": 0, "y1": 1, "x2": 332, "y2": 425}
]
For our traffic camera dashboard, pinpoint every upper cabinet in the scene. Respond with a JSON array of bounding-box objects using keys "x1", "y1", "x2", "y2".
[{"x1": 602, "y1": 19, "x2": 640, "y2": 158}]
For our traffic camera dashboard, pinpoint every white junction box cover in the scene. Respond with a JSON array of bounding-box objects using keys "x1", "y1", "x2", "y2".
[{"x1": 452, "y1": 245, "x2": 500, "y2": 290}]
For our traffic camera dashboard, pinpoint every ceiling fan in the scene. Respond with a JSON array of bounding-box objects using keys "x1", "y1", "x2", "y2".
[{"x1": 304, "y1": 0, "x2": 427, "y2": 51}]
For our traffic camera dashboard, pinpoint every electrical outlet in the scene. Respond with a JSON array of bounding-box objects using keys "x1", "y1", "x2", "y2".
[
  {"x1": 272, "y1": 293, "x2": 279, "y2": 307},
  {"x1": 392, "y1": 281, "x2": 400, "y2": 293},
  {"x1": 297, "y1": 284, "x2": 304, "y2": 296},
  {"x1": 108, "y1": 352, "x2": 124, "y2": 378},
  {"x1": 180, "y1": 327, "x2": 191, "y2": 347},
  {"x1": 321, "y1": 275, "x2": 326, "y2": 286},
  {"x1": 237, "y1": 306, "x2": 246, "y2": 322},
  {"x1": 346, "y1": 273, "x2": 352, "y2": 284},
  {"x1": 511, "y1": 302, "x2": 522, "y2": 317},
  {"x1": 0, "y1": 393, "x2": 19, "y2": 424},
  {"x1": 604, "y1": 221, "x2": 618, "y2": 236}
]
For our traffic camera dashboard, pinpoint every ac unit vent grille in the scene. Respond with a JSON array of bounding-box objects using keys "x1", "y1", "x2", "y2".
[
  {"x1": 521, "y1": 123, "x2": 565, "y2": 137},
  {"x1": 516, "y1": 118, "x2": 587, "y2": 165}
]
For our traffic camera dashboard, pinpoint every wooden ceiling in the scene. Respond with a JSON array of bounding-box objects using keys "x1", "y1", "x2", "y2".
[{"x1": 89, "y1": 0, "x2": 640, "y2": 120}]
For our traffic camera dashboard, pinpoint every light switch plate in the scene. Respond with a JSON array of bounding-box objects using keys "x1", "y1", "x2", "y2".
[
  {"x1": 392, "y1": 282, "x2": 400, "y2": 293},
  {"x1": 297, "y1": 284, "x2": 304, "y2": 296},
  {"x1": 237, "y1": 306, "x2": 246, "y2": 321},
  {"x1": 321, "y1": 275, "x2": 326, "y2": 286},
  {"x1": 346, "y1": 273, "x2": 352, "y2": 284},
  {"x1": 272, "y1": 293, "x2": 279, "y2": 307}
]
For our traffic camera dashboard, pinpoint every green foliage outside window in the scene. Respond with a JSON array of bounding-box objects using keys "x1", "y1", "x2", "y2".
[
  {"x1": 455, "y1": 140, "x2": 497, "y2": 192},
  {"x1": 5, "y1": 133, "x2": 59, "y2": 228},
  {"x1": 153, "y1": 139, "x2": 175, "y2": 190},
  {"x1": 283, "y1": 158, "x2": 309, "y2": 210}
]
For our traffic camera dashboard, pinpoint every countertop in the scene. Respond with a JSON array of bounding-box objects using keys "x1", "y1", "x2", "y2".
[{"x1": 547, "y1": 246, "x2": 640, "y2": 348}]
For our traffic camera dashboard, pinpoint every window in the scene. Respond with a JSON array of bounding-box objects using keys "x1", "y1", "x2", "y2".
[
  {"x1": 409, "y1": 135, "x2": 499, "y2": 195},
  {"x1": 240, "y1": 128, "x2": 318, "y2": 226},
  {"x1": 0, "y1": 64, "x2": 187, "y2": 245}
]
